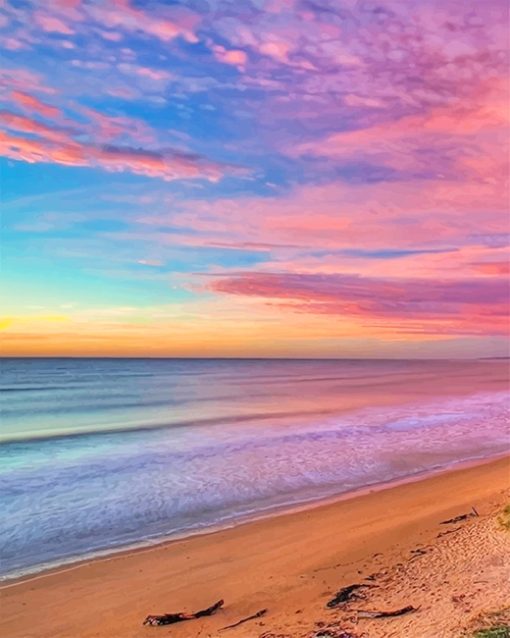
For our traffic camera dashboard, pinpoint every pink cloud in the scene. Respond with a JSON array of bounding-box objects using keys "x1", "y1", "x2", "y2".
[
  {"x1": 0, "y1": 68, "x2": 55, "y2": 96},
  {"x1": 0, "y1": 126, "x2": 225, "y2": 182},
  {"x1": 1, "y1": 36, "x2": 28, "y2": 51},
  {"x1": 0, "y1": 111, "x2": 71, "y2": 142},
  {"x1": 205, "y1": 0, "x2": 508, "y2": 155},
  {"x1": 10, "y1": 91, "x2": 61, "y2": 119},
  {"x1": 34, "y1": 12, "x2": 74, "y2": 35},
  {"x1": 153, "y1": 174, "x2": 506, "y2": 257},
  {"x1": 92, "y1": 145, "x2": 223, "y2": 181},
  {"x1": 343, "y1": 94, "x2": 383, "y2": 109},
  {"x1": 56, "y1": 0, "x2": 81, "y2": 7},
  {"x1": 263, "y1": 245, "x2": 510, "y2": 282},
  {"x1": 117, "y1": 63, "x2": 171, "y2": 82},
  {"x1": 259, "y1": 40, "x2": 291, "y2": 63},
  {"x1": 1, "y1": 76, "x2": 237, "y2": 181},
  {"x1": 212, "y1": 46, "x2": 247, "y2": 69},
  {"x1": 87, "y1": 0, "x2": 199, "y2": 44},
  {"x1": 3, "y1": 0, "x2": 201, "y2": 52},
  {"x1": 133, "y1": 66, "x2": 171, "y2": 81},
  {"x1": 470, "y1": 262, "x2": 510, "y2": 276},
  {"x1": 99, "y1": 30, "x2": 123, "y2": 42},
  {"x1": 79, "y1": 106, "x2": 155, "y2": 145},
  {"x1": 210, "y1": 272, "x2": 509, "y2": 336},
  {"x1": 293, "y1": 79, "x2": 509, "y2": 179}
]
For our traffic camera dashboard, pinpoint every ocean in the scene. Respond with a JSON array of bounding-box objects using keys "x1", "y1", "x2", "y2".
[{"x1": 0, "y1": 357, "x2": 508, "y2": 580}]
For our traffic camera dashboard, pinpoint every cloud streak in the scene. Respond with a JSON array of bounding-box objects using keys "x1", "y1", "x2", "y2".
[
  {"x1": 0, "y1": 129, "x2": 226, "y2": 181},
  {"x1": 211, "y1": 272, "x2": 510, "y2": 336}
]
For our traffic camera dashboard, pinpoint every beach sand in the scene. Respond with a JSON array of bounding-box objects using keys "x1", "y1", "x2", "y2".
[{"x1": 1, "y1": 457, "x2": 509, "y2": 638}]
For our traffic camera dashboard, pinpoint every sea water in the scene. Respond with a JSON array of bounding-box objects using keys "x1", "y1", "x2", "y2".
[{"x1": 1, "y1": 358, "x2": 508, "y2": 580}]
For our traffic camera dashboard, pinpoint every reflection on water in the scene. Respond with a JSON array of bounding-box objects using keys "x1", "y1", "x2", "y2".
[{"x1": 0, "y1": 358, "x2": 508, "y2": 579}]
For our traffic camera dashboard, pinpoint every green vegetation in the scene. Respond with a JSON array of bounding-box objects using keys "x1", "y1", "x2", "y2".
[
  {"x1": 473, "y1": 628, "x2": 510, "y2": 638},
  {"x1": 497, "y1": 504, "x2": 510, "y2": 531},
  {"x1": 467, "y1": 607, "x2": 510, "y2": 638}
]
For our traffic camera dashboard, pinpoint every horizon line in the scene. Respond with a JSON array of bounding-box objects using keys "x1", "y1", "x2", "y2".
[{"x1": 1, "y1": 355, "x2": 508, "y2": 361}]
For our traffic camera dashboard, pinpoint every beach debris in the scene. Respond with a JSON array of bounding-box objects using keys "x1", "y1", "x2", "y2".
[
  {"x1": 143, "y1": 599, "x2": 224, "y2": 626},
  {"x1": 259, "y1": 633, "x2": 292, "y2": 638},
  {"x1": 437, "y1": 526, "x2": 462, "y2": 538},
  {"x1": 220, "y1": 609, "x2": 267, "y2": 630},
  {"x1": 440, "y1": 513, "x2": 470, "y2": 525},
  {"x1": 307, "y1": 621, "x2": 360, "y2": 638},
  {"x1": 409, "y1": 547, "x2": 431, "y2": 561},
  {"x1": 310, "y1": 621, "x2": 361, "y2": 638},
  {"x1": 440, "y1": 507, "x2": 479, "y2": 525},
  {"x1": 326, "y1": 584, "x2": 374, "y2": 608},
  {"x1": 355, "y1": 605, "x2": 418, "y2": 619},
  {"x1": 311, "y1": 629, "x2": 359, "y2": 638}
]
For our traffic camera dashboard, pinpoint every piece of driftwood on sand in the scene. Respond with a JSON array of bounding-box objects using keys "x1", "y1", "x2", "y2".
[
  {"x1": 355, "y1": 605, "x2": 418, "y2": 619},
  {"x1": 440, "y1": 507, "x2": 479, "y2": 525},
  {"x1": 143, "y1": 599, "x2": 224, "y2": 626},
  {"x1": 326, "y1": 583, "x2": 375, "y2": 608},
  {"x1": 220, "y1": 608, "x2": 268, "y2": 630}
]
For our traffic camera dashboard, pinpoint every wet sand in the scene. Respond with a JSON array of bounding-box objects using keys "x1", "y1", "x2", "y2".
[{"x1": 1, "y1": 456, "x2": 508, "y2": 638}]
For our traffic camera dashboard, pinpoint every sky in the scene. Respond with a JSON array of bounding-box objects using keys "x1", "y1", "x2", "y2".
[{"x1": 0, "y1": 0, "x2": 509, "y2": 358}]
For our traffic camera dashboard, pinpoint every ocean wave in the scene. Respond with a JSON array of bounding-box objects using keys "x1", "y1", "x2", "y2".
[{"x1": 1, "y1": 358, "x2": 508, "y2": 579}]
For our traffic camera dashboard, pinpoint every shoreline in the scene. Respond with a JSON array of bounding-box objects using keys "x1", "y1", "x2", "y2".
[
  {"x1": 2, "y1": 451, "x2": 508, "y2": 587},
  {"x1": 1, "y1": 455, "x2": 508, "y2": 638}
]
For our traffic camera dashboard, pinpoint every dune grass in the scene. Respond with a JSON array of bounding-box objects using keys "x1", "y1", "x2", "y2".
[
  {"x1": 497, "y1": 504, "x2": 510, "y2": 531},
  {"x1": 469, "y1": 507, "x2": 510, "y2": 637},
  {"x1": 470, "y1": 606, "x2": 510, "y2": 638},
  {"x1": 473, "y1": 628, "x2": 510, "y2": 638}
]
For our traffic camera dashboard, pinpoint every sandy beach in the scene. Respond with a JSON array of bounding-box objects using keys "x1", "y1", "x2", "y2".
[{"x1": 1, "y1": 456, "x2": 508, "y2": 638}]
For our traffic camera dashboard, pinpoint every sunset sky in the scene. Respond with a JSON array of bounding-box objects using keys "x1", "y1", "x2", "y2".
[{"x1": 1, "y1": 0, "x2": 509, "y2": 358}]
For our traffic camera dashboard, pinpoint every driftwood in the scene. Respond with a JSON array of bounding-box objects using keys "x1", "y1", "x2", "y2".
[
  {"x1": 355, "y1": 605, "x2": 418, "y2": 619},
  {"x1": 440, "y1": 507, "x2": 479, "y2": 525},
  {"x1": 312, "y1": 629, "x2": 359, "y2": 638},
  {"x1": 220, "y1": 609, "x2": 267, "y2": 630},
  {"x1": 326, "y1": 584, "x2": 374, "y2": 608},
  {"x1": 440, "y1": 514, "x2": 469, "y2": 525},
  {"x1": 143, "y1": 599, "x2": 224, "y2": 626}
]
